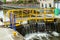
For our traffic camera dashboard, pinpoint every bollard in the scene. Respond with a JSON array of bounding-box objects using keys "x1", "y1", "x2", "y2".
[{"x1": 13, "y1": 31, "x2": 17, "y2": 37}]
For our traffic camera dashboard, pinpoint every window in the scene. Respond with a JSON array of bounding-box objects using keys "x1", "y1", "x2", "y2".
[
  {"x1": 45, "y1": 4, "x2": 47, "y2": 8},
  {"x1": 42, "y1": 4, "x2": 43, "y2": 7},
  {"x1": 49, "y1": 4, "x2": 51, "y2": 7}
]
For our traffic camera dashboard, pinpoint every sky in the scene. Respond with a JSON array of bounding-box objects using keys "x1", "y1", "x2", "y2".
[
  {"x1": 0, "y1": 0, "x2": 12, "y2": 2},
  {"x1": 6, "y1": 0, "x2": 12, "y2": 2}
]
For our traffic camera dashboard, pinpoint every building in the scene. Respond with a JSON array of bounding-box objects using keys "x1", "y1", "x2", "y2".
[
  {"x1": 54, "y1": 0, "x2": 60, "y2": 9},
  {"x1": 38, "y1": 0, "x2": 54, "y2": 8}
]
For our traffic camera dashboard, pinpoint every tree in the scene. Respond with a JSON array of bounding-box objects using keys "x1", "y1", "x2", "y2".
[
  {"x1": 54, "y1": 8, "x2": 59, "y2": 15},
  {"x1": 4, "y1": 0, "x2": 6, "y2": 4},
  {"x1": 55, "y1": 0, "x2": 57, "y2": 1}
]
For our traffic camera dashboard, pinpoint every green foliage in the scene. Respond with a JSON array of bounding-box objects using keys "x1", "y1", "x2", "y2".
[
  {"x1": 4, "y1": 0, "x2": 6, "y2": 4},
  {"x1": 12, "y1": 1, "x2": 16, "y2": 4},
  {"x1": 11, "y1": 0, "x2": 39, "y2": 4},
  {"x1": 16, "y1": 0, "x2": 24, "y2": 4},
  {"x1": 54, "y1": 8, "x2": 59, "y2": 15}
]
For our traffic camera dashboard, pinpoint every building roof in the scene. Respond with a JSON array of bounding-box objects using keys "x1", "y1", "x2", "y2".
[{"x1": 2, "y1": 4, "x2": 40, "y2": 9}]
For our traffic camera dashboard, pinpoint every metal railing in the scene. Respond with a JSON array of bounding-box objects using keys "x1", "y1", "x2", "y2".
[{"x1": 4, "y1": 8, "x2": 54, "y2": 26}]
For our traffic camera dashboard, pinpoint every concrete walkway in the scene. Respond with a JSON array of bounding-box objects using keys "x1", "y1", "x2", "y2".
[{"x1": 0, "y1": 28, "x2": 24, "y2": 40}]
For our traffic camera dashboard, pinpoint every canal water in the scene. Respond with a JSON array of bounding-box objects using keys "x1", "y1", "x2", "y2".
[
  {"x1": 25, "y1": 32, "x2": 60, "y2": 40},
  {"x1": 16, "y1": 22, "x2": 60, "y2": 40}
]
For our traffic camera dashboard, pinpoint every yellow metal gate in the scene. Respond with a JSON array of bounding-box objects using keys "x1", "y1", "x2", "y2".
[{"x1": 4, "y1": 8, "x2": 54, "y2": 26}]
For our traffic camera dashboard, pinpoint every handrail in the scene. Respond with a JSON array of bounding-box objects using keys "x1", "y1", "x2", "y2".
[{"x1": 4, "y1": 8, "x2": 55, "y2": 26}]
